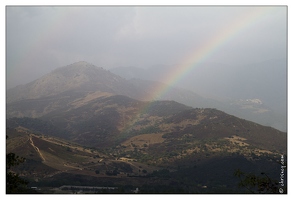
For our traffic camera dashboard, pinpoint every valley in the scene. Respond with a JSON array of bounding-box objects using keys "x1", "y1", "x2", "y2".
[
  {"x1": 7, "y1": 119, "x2": 286, "y2": 193},
  {"x1": 6, "y1": 62, "x2": 287, "y2": 194},
  {"x1": 110, "y1": 59, "x2": 287, "y2": 132}
]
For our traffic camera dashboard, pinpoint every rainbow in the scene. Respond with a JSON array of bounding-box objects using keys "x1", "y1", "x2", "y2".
[
  {"x1": 8, "y1": 7, "x2": 278, "y2": 133},
  {"x1": 121, "y1": 7, "x2": 276, "y2": 133},
  {"x1": 145, "y1": 7, "x2": 275, "y2": 101}
]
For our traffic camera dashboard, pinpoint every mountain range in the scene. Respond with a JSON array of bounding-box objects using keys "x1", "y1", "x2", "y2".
[
  {"x1": 110, "y1": 59, "x2": 287, "y2": 132},
  {"x1": 6, "y1": 61, "x2": 287, "y2": 193}
]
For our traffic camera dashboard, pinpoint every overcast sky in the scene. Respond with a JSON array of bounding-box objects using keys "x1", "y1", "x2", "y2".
[{"x1": 6, "y1": 6, "x2": 287, "y2": 89}]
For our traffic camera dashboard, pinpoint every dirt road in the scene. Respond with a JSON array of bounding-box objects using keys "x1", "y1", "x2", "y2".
[{"x1": 29, "y1": 135, "x2": 46, "y2": 162}]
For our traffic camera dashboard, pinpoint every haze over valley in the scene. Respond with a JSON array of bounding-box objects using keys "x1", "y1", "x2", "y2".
[{"x1": 110, "y1": 58, "x2": 287, "y2": 132}]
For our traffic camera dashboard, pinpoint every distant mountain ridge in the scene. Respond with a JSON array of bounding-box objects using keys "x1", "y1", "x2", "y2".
[
  {"x1": 7, "y1": 61, "x2": 144, "y2": 103},
  {"x1": 6, "y1": 59, "x2": 286, "y2": 150},
  {"x1": 110, "y1": 59, "x2": 286, "y2": 108},
  {"x1": 7, "y1": 61, "x2": 213, "y2": 119},
  {"x1": 110, "y1": 59, "x2": 287, "y2": 132},
  {"x1": 7, "y1": 61, "x2": 286, "y2": 131}
]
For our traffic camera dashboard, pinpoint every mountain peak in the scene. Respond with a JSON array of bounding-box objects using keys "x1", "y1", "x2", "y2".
[
  {"x1": 7, "y1": 61, "x2": 141, "y2": 104},
  {"x1": 65, "y1": 61, "x2": 93, "y2": 69},
  {"x1": 72, "y1": 61, "x2": 90, "y2": 65},
  {"x1": 53, "y1": 61, "x2": 101, "y2": 73},
  {"x1": 64, "y1": 61, "x2": 95, "y2": 68}
]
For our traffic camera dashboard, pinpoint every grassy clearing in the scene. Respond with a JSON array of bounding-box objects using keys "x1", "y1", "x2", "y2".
[
  {"x1": 70, "y1": 91, "x2": 113, "y2": 108},
  {"x1": 121, "y1": 133, "x2": 165, "y2": 148},
  {"x1": 224, "y1": 135, "x2": 249, "y2": 147}
]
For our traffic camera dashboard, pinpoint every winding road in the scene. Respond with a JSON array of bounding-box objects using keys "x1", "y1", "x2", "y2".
[{"x1": 29, "y1": 135, "x2": 46, "y2": 162}]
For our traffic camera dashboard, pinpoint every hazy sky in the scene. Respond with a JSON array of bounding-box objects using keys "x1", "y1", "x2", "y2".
[{"x1": 6, "y1": 6, "x2": 287, "y2": 89}]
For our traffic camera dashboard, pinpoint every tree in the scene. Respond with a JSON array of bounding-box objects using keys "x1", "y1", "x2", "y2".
[
  {"x1": 6, "y1": 152, "x2": 29, "y2": 193},
  {"x1": 234, "y1": 169, "x2": 280, "y2": 194}
]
